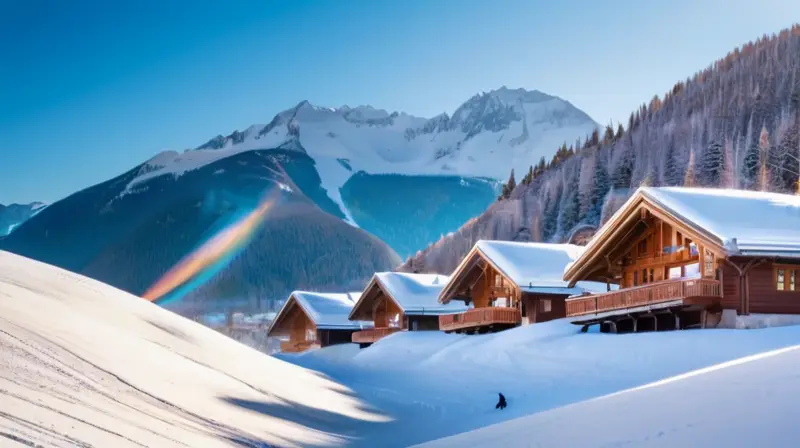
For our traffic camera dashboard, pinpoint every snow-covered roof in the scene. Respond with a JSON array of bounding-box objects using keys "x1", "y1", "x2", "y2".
[
  {"x1": 269, "y1": 291, "x2": 372, "y2": 333},
  {"x1": 640, "y1": 187, "x2": 800, "y2": 257},
  {"x1": 372, "y1": 272, "x2": 469, "y2": 315},
  {"x1": 473, "y1": 240, "x2": 609, "y2": 294},
  {"x1": 565, "y1": 187, "x2": 800, "y2": 283}
]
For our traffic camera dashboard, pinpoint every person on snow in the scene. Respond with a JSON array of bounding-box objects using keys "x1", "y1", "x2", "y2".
[{"x1": 495, "y1": 393, "x2": 507, "y2": 410}]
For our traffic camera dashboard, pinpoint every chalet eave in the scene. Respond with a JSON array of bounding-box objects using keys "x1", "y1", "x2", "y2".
[
  {"x1": 347, "y1": 276, "x2": 382, "y2": 321},
  {"x1": 564, "y1": 193, "x2": 727, "y2": 286},
  {"x1": 439, "y1": 246, "x2": 519, "y2": 304}
]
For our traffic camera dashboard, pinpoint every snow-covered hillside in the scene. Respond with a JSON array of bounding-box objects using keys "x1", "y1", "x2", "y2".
[
  {"x1": 281, "y1": 316, "x2": 800, "y2": 447},
  {"x1": 125, "y1": 87, "x2": 599, "y2": 224},
  {"x1": 5, "y1": 249, "x2": 798, "y2": 447},
  {"x1": 419, "y1": 344, "x2": 800, "y2": 447},
  {"x1": 0, "y1": 250, "x2": 388, "y2": 447}
]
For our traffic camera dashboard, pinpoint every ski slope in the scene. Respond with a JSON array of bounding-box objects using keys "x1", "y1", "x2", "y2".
[
  {"x1": 3, "y1": 249, "x2": 800, "y2": 447},
  {"x1": 418, "y1": 344, "x2": 800, "y2": 447},
  {"x1": 0, "y1": 251, "x2": 388, "y2": 448}
]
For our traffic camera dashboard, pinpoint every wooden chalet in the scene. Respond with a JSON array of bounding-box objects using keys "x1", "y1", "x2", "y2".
[
  {"x1": 267, "y1": 291, "x2": 371, "y2": 353},
  {"x1": 348, "y1": 272, "x2": 468, "y2": 347},
  {"x1": 563, "y1": 187, "x2": 800, "y2": 333},
  {"x1": 437, "y1": 240, "x2": 608, "y2": 334}
]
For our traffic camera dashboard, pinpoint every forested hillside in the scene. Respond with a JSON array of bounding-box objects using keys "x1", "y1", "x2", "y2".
[{"x1": 401, "y1": 25, "x2": 800, "y2": 275}]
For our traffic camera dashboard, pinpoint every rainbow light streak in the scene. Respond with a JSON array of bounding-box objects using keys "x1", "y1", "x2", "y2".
[{"x1": 142, "y1": 189, "x2": 281, "y2": 303}]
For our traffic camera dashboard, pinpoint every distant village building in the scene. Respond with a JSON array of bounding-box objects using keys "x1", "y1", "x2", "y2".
[
  {"x1": 563, "y1": 187, "x2": 800, "y2": 332},
  {"x1": 437, "y1": 240, "x2": 607, "y2": 334},
  {"x1": 348, "y1": 272, "x2": 467, "y2": 347},
  {"x1": 267, "y1": 291, "x2": 371, "y2": 353}
]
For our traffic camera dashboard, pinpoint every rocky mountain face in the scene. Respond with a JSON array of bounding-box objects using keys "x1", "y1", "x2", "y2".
[
  {"x1": 0, "y1": 202, "x2": 46, "y2": 237},
  {"x1": 401, "y1": 25, "x2": 800, "y2": 276}
]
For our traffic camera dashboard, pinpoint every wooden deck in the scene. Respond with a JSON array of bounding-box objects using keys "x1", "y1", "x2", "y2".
[
  {"x1": 565, "y1": 278, "x2": 722, "y2": 320},
  {"x1": 351, "y1": 327, "x2": 402, "y2": 344},
  {"x1": 439, "y1": 308, "x2": 521, "y2": 333}
]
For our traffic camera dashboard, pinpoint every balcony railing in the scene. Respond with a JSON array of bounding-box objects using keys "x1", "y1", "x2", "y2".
[
  {"x1": 635, "y1": 251, "x2": 698, "y2": 268},
  {"x1": 565, "y1": 278, "x2": 721, "y2": 317},
  {"x1": 351, "y1": 327, "x2": 402, "y2": 344},
  {"x1": 439, "y1": 307, "x2": 521, "y2": 332},
  {"x1": 279, "y1": 340, "x2": 320, "y2": 353}
]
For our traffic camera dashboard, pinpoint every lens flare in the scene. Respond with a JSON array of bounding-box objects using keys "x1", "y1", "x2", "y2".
[{"x1": 142, "y1": 189, "x2": 281, "y2": 303}]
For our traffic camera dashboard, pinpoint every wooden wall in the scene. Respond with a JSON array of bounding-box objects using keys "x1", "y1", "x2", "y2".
[
  {"x1": 407, "y1": 315, "x2": 440, "y2": 331},
  {"x1": 521, "y1": 293, "x2": 569, "y2": 323},
  {"x1": 373, "y1": 291, "x2": 405, "y2": 329},
  {"x1": 747, "y1": 262, "x2": 800, "y2": 314},
  {"x1": 319, "y1": 329, "x2": 356, "y2": 347},
  {"x1": 720, "y1": 263, "x2": 741, "y2": 312},
  {"x1": 288, "y1": 304, "x2": 317, "y2": 344}
]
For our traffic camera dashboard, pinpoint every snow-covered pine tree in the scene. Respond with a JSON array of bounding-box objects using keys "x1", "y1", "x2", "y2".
[
  {"x1": 701, "y1": 139, "x2": 724, "y2": 186},
  {"x1": 684, "y1": 149, "x2": 697, "y2": 186}
]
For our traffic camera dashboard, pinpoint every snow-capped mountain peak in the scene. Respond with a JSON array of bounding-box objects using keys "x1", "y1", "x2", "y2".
[{"x1": 123, "y1": 87, "x2": 599, "y2": 221}]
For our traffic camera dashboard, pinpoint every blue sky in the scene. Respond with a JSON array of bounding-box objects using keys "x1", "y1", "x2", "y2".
[{"x1": 1, "y1": 0, "x2": 798, "y2": 204}]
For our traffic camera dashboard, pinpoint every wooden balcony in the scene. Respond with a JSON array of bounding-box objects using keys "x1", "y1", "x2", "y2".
[
  {"x1": 351, "y1": 327, "x2": 402, "y2": 344},
  {"x1": 279, "y1": 340, "x2": 320, "y2": 353},
  {"x1": 635, "y1": 251, "x2": 698, "y2": 268},
  {"x1": 439, "y1": 307, "x2": 521, "y2": 333},
  {"x1": 565, "y1": 278, "x2": 721, "y2": 318}
]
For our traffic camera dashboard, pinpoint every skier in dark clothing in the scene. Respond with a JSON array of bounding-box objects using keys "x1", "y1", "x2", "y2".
[{"x1": 495, "y1": 393, "x2": 507, "y2": 410}]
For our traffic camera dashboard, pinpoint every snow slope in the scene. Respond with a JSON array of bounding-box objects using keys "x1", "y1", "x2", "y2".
[
  {"x1": 282, "y1": 317, "x2": 800, "y2": 447},
  {"x1": 418, "y1": 344, "x2": 800, "y2": 448},
  {"x1": 123, "y1": 87, "x2": 599, "y2": 223},
  {"x1": 5, "y1": 249, "x2": 800, "y2": 447},
  {"x1": 0, "y1": 250, "x2": 389, "y2": 448}
]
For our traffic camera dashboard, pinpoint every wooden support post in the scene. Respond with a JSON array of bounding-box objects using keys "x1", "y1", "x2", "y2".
[
  {"x1": 632, "y1": 317, "x2": 638, "y2": 333},
  {"x1": 675, "y1": 313, "x2": 681, "y2": 330}
]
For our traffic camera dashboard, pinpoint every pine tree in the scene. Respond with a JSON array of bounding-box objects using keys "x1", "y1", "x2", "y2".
[
  {"x1": 542, "y1": 185, "x2": 561, "y2": 241},
  {"x1": 588, "y1": 155, "x2": 610, "y2": 223},
  {"x1": 757, "y1": 126, "x2": 772, "y2": 191},
  {"x1": 507, "y1": 168, "x2": 516, "y2": 193},
  {"x1": 559, "y1": 174, "x2": 582, "y2": 234},
  {"x1": 721, "y1": 138, "x2": 735, "y2": 188},
  {"x1": 684, "y1": 149, "x2": 697, "y2": 186},
  {"x1": 700, "y1": 139, "x2": 724, "y2": 186},
  {"x1": 662, "y1": 136, "x2": 680, "y2": 186},
  {"x1": 615, "y1": 124, "x2": 624, "y2": 140},
  {"x1": 612, "y1": 148, "x2": 634, "y2": 188}
]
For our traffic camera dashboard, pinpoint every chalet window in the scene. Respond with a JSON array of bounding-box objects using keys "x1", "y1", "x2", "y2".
[
  {"x1": 495, "y1": 274, "x2": 502, "y2": 287},
  {"x1": 388, "y1": 313, "x2": 401, "y2": 328},
  {"x1": 649, "y1": 269, "x2": 654, "y2": 283},
  {"x1": 641, "y1": 269, "x2": 648, "y2": 284},
  {"x1": 676, "y1": 232, "x2": 683, "y2": 247},
  {"x1": 704, "y1": 249, "x2": 714, "y2": 276},
  {"x1": 668, "y1": 266, "x2": 682, "y2": 279},
  {"x1": 521, "y1": 301, "x2": 527, "y2": 317},
  {"x1": 541, "y1": 299, "x2": 552, "y2": 313},
  {"x1": 305, "y1": 328, "x2": 317, "y2": 342},
  {"x1": 633, "y1": 271, "x2": 639, "y2": 286},
  {"x1": 776, "y1": 267, "x2": 798, "y2": 292}
]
